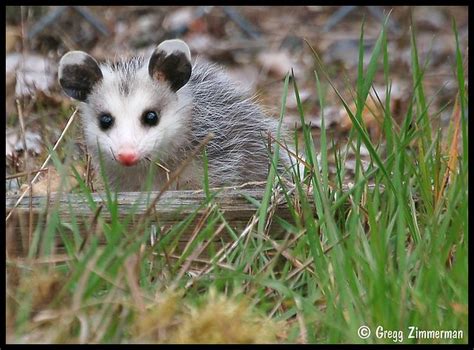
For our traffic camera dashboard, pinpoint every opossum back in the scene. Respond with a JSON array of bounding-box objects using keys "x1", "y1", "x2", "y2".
[{"x1": 188, "y1": 60, "x2": 289, "y2": 185}]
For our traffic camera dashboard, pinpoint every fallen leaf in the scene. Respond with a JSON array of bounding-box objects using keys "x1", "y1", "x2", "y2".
[
  {"x1": 257, "y1": 50, "x2": 301, "y2": 79},
  {"x1": 6, "y1": 53, "x2": 56, "y2": 97},
  {"x1": 19, "y1": 165, "x2": 80, "y2": 196},
  {"x1": 162, "y1": 7, "x2": 194, "y2": 32},
  {"x1": 14, "y1": 130, "x2": 43, "y2": 155},
  {"x1": 6, "y1": 130, "x2": 43, "y2": 157},
  {"x1": 6, "y1": 26, "x2": 20, "y2": 53}
]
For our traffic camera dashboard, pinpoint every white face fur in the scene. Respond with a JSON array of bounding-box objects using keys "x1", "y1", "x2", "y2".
[
  {"x1": 58, "y1": 40, "x2": 194, "y2": 176},
  {"x1": 82, "y1": 63, "x2": 192, "y2": 167}
]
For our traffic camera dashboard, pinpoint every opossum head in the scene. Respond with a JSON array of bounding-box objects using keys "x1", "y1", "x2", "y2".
[{"x1": 58, "y1": 39, "x2": 193, "y2": 167}]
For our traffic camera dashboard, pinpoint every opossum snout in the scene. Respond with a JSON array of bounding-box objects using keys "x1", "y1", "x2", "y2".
[{"x1": 117, "y1": 150, "x2": 139, "y2": 166}]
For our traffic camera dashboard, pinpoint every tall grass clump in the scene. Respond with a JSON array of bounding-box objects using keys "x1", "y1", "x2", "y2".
[{"x1": 283, "y1": 15, "x2": 468, "y2": 343}]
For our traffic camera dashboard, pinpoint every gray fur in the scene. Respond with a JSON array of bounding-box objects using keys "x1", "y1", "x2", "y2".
[
  {"x1": 188, "y1": 61, "x2": 289, "y2": 185},
  {"x1": 109, "y1": 56, "x2": 145, "y2": 96}
]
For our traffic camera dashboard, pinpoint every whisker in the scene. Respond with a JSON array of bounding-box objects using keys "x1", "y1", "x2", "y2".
[{"x1": 110, "y1": 147, "x2": 117, "y2": 162}]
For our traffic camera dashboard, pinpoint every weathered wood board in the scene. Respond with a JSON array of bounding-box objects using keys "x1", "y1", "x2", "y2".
[{"x1": 6, "y1": 188, "x2": 298, "y2": 257}]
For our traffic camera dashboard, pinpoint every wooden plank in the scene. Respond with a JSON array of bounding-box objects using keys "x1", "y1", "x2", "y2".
[
  {"x1": 6, "y1": 188, "x2": 284, "y2": 220},
  {"x1": 6, "y1": 188, "x2": 294, "y2": 257}
]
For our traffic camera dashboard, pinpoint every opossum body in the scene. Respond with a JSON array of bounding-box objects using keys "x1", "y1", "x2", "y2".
[{"x1": 58, "y1": 40, "x2": 289, "y2": 191}]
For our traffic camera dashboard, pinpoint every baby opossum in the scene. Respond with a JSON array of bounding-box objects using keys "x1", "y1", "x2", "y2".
[{"x1": 58, "y1": 39, "x2": 290, "y2": 191}]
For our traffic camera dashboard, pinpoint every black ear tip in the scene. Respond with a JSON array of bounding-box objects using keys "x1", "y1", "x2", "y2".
[
  {"x1": 149, "y1": 40, "x2": 193, "y2": 92},
  {"x1": 58, "y1": 51, "x2": 102, "y2": 101},
  {"x1": 170, "y1": 53, "x2": 192, "y2": 91},
  {"x1": 61, "y1": 85, "x2": 88, "y2": 102}
]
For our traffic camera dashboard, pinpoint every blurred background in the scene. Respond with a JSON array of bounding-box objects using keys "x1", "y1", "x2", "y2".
[{"x1": 5, "y1": 6, "x2": 469, "y2": 190}]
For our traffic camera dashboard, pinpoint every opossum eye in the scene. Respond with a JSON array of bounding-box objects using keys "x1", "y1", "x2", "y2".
[
  {"x1": 98, "y1": 113, "x2": 114, "y2": 130},
  {"x1": 142, "y1": 111, "x2": 159, "y2": 127}
]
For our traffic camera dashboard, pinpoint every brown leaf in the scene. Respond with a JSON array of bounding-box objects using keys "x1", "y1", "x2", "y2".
[{"x1": 257, "y1": 50, "x2": 301, "y2": 79}]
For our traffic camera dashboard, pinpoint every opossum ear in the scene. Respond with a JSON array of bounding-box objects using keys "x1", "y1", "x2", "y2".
[
  {"x1": 58, "y1": 51, "x2": 103, "y2": 102},
  {"x1": 149, "y1": 39, "x2": 192, "y2": 92}
]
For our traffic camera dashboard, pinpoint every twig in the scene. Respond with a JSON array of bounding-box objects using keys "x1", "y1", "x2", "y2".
[
  {"x1": 223, "y1": 6, "x2": 262, "y2": 39},
  {"x1": 5, "y1": 168, "x2": 49, "y2": 180},
  {"x1": 323, "y1": 6, "x2": 400, "y2": 34},
  {"x1": 124, "y1": 255, "x2": 145, "y2": 313},
  {"x1": 85, "y1": 152, "x2": 94, "y2": 192},
  {"x1": 155, "y1": 253, "x2": 235, "y2": 270},
  {"x1": 7, "y1": 254, "x2": 73, "y2": 265},
  {"x1": 179, "y1": 203, "x2": 216, "y2": 258},
  {"x1": 147, "y1": 157, "x2": 171, "y2": 183},
  {"x1": 185, "y1": 184, "x2": 290, "y2": 289},
  {"x1": 6, "y1": 108, "x2": 79, "y2": 222},
  {"x1": 28, "y1": 7, "x2": 69, "y2": 40},
  {"x1": 184, "y1": 214, "x2": 259, "y2": 290},
  {"x1": 78, "y1": 205, "x2": 103, "y2": 253},
  {"x1": 72, "y1": 6, "x2": 109, "y2": 36},
  {"x1": 191, "y1": 180, "x2": 267, "y2": 194},
  {"x1": 267, "y1": 132, "x2": 312, "y2": 170},
  {"x1": 16, "y1": 99, "x2": 34, "y2": 246},
  {"x1": 28, "y1": 6, "x2": 109, "y2": 40},
  {"x1": 323, "y1": 6, "x2": 357, "y2": 32},
  {"x1": 295, "y1": 297, "x2": 308, "y2": 343},
  {"x1": 284, "y1": 232, "x2": 351, "y2": 282},
  {"x1": 172, "y1": 220, "x2": 227, "y2": 287}
]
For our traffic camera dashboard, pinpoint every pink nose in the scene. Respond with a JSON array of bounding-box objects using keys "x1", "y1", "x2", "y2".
[{"x1": 117, "y1": 151, "x2": 139, "y2": 166}]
